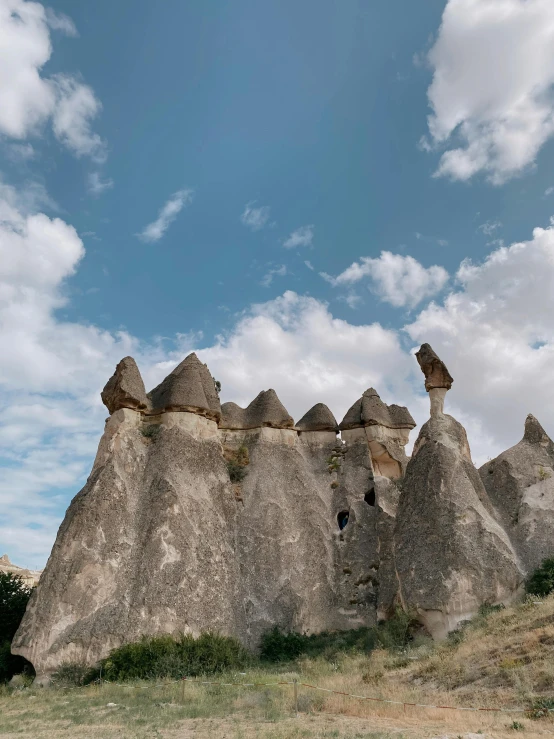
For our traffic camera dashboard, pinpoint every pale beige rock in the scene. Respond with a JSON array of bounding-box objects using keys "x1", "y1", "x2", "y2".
[
  {"x1": 480, "y1": 414, "x2": 554, "y2": 573},
  {"x1": 394, "y1": 412, "x2": 524, "y2": 638},
  {"x1": 0, "y1": 554, "x2": 41, "y2": 587}
]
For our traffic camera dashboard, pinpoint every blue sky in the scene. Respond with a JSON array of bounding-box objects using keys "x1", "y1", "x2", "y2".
[{"x1": 2, "y1": 0, "x2": 554, "y2": 568}]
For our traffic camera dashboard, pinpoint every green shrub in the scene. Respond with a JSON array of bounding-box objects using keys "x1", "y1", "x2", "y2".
[
  {"x1": 0, "y1": 573, "x2": 34, "y2": 683},
  {"x1": 141, "y1": 424, "x2": 161, "y2": 439},
  {"x1": 100, "y1": 632, "x2": 250, "y2": 681},
  {"x1": 527, "y1": 558, "x2": 554, "y2": 597},
  {"x1": 227, "y1": 461, "x2": 247, "y2": 483},
  {"x1": 260, "y1": 608, "x2": 418, "y2": 664},
  {"x1": 51, "y1": 661, "x2": 98, "y2": 687}
]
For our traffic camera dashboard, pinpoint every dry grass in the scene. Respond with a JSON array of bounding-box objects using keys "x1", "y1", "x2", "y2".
[{"x1": 3, "y1": 595, "x2": 554, "y2": 737}]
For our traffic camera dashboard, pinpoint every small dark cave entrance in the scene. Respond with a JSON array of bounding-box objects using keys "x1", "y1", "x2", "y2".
[
  {"x1": 364, "y1": 485, "x2": 376, "y2": 507},
  {"x1": 337, "y1": 510, "x2": 349, "y2": 530}
]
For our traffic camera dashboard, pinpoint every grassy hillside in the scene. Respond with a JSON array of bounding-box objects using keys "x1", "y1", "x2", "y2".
[{"x1": 1, "y1": 595, "x2": 554, "y2": 738}]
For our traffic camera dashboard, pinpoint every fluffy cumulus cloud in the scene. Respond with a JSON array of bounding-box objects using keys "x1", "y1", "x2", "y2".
[
  {"x1": 425, "y1": 0, "x2": 554, "y2": 184},
  {"x1": 325, "y1": 251, "x2": 449, "y2": 308},
  {"x1": 406, "y1": 224, "x2": 554, "y2": 454},
  {"x1": 0, "y1": 0, "x2": 105, "y2": 160},
  {"x1": 137, "y1": 189, "x2": 194, "y2": 243},
  {"x1": 240, "y1": 202, "x2": 271, "y2": 231},
  {"x1": 3, "y1": 194, "x2": 554, "y2": 566}
]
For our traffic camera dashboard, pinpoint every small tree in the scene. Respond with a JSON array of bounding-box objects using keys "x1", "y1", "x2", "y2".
[
  {"x1": 527, "y1": 558, "x2": 554, "y2": 597},
  {"x1": 0, "y1": 572, "x2": 34, "y2": 682}
]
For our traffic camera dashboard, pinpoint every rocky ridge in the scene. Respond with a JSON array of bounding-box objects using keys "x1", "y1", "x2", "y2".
[{"x1": 12, "y1": 345, "x2": 554, "y2": 678}]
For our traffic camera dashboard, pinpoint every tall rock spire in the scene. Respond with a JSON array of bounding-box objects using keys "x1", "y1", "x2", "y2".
[{"x1": 415, "y1": 343, "x2": 453, "y2": 417}]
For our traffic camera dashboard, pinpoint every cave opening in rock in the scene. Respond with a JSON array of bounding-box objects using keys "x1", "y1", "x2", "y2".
[
  {"x1": 364, "y1": 487, "x2": 376, "y2": 507},
  {"x1": 337, "y1": 510, "x2": 349, "y2": 530}
]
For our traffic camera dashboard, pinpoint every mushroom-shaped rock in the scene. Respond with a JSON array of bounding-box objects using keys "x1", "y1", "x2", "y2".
[
  {"x1": 339, "y1": 389, "x2": 415, "y2": 431},
  {"x1": 148, "y1": 353, "x2": 221, "y2": 421},
  {"x1": 415, "y1": 344, "x2": 453, "y2": 417},
  {"x1": 415, "y1": 343, "x2": 453, "y2": 391},
  {"x1": 296, "y1": 403, "x2": 338, "y2": 432},
  {"x1": 220, "y1": 390, "x2": 294, "y2": 429},
  {"x1": 101, "y1": 357, "x2": 149, "y2": 414}
]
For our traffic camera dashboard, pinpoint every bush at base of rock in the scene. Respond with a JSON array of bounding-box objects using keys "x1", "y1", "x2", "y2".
[
  {"x1": 99, "y1": 632, "x2": 251, "y2": 682},
  {"x1": 526, "y1": 558, "x2": 554, "y2": 597}
]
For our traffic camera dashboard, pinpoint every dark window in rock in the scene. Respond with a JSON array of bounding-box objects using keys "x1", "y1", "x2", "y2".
[
  {"x1": 364, "y1": 487, "x2": 376, "y2": 507},
  {"x1": 337, "y1": 510, "x2": 349, "y2": 530}
]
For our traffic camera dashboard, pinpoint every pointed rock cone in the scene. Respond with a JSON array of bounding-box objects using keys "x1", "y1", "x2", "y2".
[
  {"x1": 101, "y1": 357, "x2": 149, "y2": 414},
  {"x1": 480, "y1": 414, "x2": 554, "y2": 572},
  {"x1": 296, "y1": 403, "x2": 338, "y2": 432},
  {"x1": 148, "y1": 353, "x2": 221, "y2": 421},
  {"x1": 415, "y1": 343, "x2": 453, "y2": 417},
  {"x1": 395, "y1": 411, "x2": 524, "y2": 638},
  {"x1": 220, "y1": 390, "x2": 294, "y2": 429}
]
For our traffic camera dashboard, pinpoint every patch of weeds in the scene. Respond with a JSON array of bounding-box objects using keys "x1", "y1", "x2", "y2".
[
  {"x1": 538, "y1": 466, "x2": 551, "y2": 481},
  {"x1": 141, "y1": 424, "x2": 161, "y2": 440},
  {"x1": 226, "y1": 445, "x2": 249, "y2": 483},
  {"x1": 509, "y1": 720, "x2": 525, "y2": 730},
  {"x1": 525, "y1": 696, "x2": 554, "y2": 719},
  {"x1": 51, "y1": 661, "x2": 99, "y2": 687}
]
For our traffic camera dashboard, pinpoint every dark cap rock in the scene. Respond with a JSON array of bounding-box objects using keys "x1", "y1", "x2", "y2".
[
  {"x1": 220, "y1": 389, "x2": 294, "y2": 429},
  {"x1": 339, "y1": 389, "x2": 415, "y2": 431},
  {"x1": 101, "y1": 357, "x2": 149, "y2": 414},
  {"x1": 148, "y1": 353, "x2": 221, "y2": 421},
  {"x1": 415, "y1": 343, "x2": 453, "y2": 392},
  {"x1": 296, "y1": 403, "x2": 338, "y2": 432}
]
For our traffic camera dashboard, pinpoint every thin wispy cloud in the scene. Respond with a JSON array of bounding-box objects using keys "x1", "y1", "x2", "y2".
[
  {"x1": 137, "y1": 189, "x2": 194, "y2": 243},
  {"x1": 260, "y1": 264, "x2": 287, "y2": 287},
  {"x1": 479, "y1": 220, "x2": 502, "y2": 236},
  {"x1": 241, "y1": 201, "x2": 271, "y2": 231},
  {"x1": 87, "y1": 172, "x2": 113, "y2": 196},
  {"x1": 283, "y1": 224, "x2": 314, "y2": 249}
]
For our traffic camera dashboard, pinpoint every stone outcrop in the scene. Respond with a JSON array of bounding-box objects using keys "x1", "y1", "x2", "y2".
[
  {"x1": 394, "y1": 344, "x2": 524, "y2": 638},
  {"x1": 480, "y1": 415, "x2": 554, "y2": 572},
  {"x1": 395, "y1": 412, "x2": 524, "y2": 638},
  {"x1": 416, "y1": 343, "x2": 453, "y2": 417},
  {"x1": 339, "y1": 389, "x2": 415, "y2": 479},
  {"x1": 101, "y1": 357, "x2": 149, "y2": 414},
  {"x1": 148, "y1": 353, "x2": 221, "y2": 421},
  {"x1": 0, "y1": 554, "x2": 41, "y2": 588},
  {"x1": 296, "y1": 404, "x2": 338, "y2": 432},
  {"x1": 13, "y1": 344, "x2": 554, "y2": 678},
  {"x1": 220, "y1": 390, "x2": 294, "y2": 430}
]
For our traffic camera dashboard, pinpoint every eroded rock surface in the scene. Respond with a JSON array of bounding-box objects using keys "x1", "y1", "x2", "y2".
[
  {"x1": 296, "y1": 403, "x2": 338, "y2": 431},
  {"x1": 148, "y1": 353, "x2": 221, "y2": 421},
  {"x1": 395, "y1": 413, "x2": 524, "y2": 638},
  {"x1": 101, "y1": 357, "x2": 149, "y2": 414},
  {"x1": 480, "y1": 414, "x2": 554, "y2": 572}
]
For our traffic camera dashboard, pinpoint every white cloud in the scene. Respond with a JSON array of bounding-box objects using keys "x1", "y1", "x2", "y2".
[
  {"x1": 240, "y1": 202, "x2": 271, "y2": 231},
  {"x1": 304, "y1": 260, "x2": 314, "y2": 271},
  {"x1": 0, "y1": 0, "x2": 104, "y2": 159},
  {"x1": 87, "y1": 172, "x2": 114, "y2": 196},
  {"x1": 326, "y1": 251, "x2": 449, "y2": 309},
  {"x1": 283, "y1": 224, "x2": 314, "y2": 249},
  {"x1": 406, "y1": 223, "x2": 554, "y2": 459},
  {"x1": 426, "y1": 0, "x2": 554, "y2": 184},
  {"x1": 137, "y1": 189, "x2": 194, "y2": 243},
  {"x1": 544, "y1": 186, "x2": 554, "y2": 197},
  {"x1": 260, "y1": 265, "x2": 287, "y2": 287}
]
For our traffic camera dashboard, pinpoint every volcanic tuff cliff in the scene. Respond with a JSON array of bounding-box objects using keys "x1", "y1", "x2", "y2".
[{"x1": 12, "y1": 346, "x2": 553, "y2": 679}]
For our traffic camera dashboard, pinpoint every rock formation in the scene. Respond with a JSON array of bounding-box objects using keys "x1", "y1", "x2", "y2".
[
  {"x1": 339, "y1": 388, "x2": 415, "y2": 479},
  {"x1": 480, "y1": 414, "x2": 554, "y2": 572},
  {"x1": 12, "y1": 345, "x2": 554, "y2": 678},
  {"x1": 0, "y1": 554, "x2": 41, "y2": 588},
  {"x1": 395, "y1": 344, "x2": 524, "y2": 638},
  {"x1": 415, "y1": 342, "x2": 453, "y2": 417}
]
